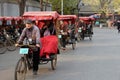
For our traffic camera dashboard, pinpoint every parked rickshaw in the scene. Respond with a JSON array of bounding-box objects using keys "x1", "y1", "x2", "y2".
[
  {"x1": 58, "y1": 15, "x2": 77, "y2": 50},
  {"x1": 14, "y1": 11, "x2": 59, "y2": 80},
  {"x1": 78, "y1": 17, "x2": 94, "y2": 40},
  {"x1": 0, "y1": 17, "x2": 19, "y2": 54}
]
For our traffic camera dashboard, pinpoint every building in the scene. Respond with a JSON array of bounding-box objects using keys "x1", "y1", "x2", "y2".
[
  {"x1": 0, "y1": 0, "x2": 52, "y2": 16},
  {"x1": 79, "y1": 4, "x2": 99, "y2": 16}
]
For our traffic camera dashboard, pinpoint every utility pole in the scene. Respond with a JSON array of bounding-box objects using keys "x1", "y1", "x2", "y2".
[
  {"x1": 77, "y1": 0, "x2": 83, "y2": 16},
  {"x1": 61, "y1": 0, "x2": 63, "y2": 15}
]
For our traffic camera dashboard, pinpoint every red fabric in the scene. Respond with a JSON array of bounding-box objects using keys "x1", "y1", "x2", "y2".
[
  {"x1": 40, "y1": 35, "x2": 58, "y2": 57},
  {"x1": 38, "y1": 21, "x2": 45, "y2": 29}
]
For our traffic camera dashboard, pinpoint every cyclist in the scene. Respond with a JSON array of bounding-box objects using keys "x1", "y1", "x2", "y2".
[
  {"x1": 16, "y1": 20, "x2": 41, "y2": 75},
  {"x1": 68, "y1": 21, "x2": 75, "y2": 41}
]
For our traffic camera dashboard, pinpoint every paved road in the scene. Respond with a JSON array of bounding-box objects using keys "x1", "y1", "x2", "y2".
[{"x1": 1, "y1": 27, "x2": 120, "y2": 80}]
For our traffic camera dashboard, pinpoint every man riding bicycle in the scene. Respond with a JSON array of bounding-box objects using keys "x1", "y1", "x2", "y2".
[{"x1": 16, "y1": 20, "x2": 41, "y2": 75}]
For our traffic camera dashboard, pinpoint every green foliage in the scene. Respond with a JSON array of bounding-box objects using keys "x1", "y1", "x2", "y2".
[{"x1": 49, "y1": 0, "x2": 79, "y2": 15}]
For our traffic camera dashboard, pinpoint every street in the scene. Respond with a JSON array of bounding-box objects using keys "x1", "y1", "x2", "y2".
[{"x1": 1, "y1": 27, "x2": 120, "y2": 80}]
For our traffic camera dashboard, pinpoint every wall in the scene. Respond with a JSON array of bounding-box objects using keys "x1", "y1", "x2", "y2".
[
  {"x1": 0, "y1": 1, "x2": 52, "y2": 16},
  {"x1": 3, "y1": 3, "x2": 19, "y2": 16}
]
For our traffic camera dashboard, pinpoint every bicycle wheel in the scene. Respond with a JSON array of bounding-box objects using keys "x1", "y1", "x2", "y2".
[
  {"x1": 51, "y1": 54, "x2": 57, "y2": 70},
  {"x1": 15, "y1": 57, "x2": 27, "y2": 80},
  {"x1": 0, "y1": 41, "x2": 7, "y2": 54},
  {"x1": 6, "y1": 39, "x2": 16, "y2": 51}
]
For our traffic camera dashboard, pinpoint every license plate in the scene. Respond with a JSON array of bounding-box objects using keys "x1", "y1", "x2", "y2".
[
  {"x1": 58, "y1": 35, "x2": 62, "y2": 38},
  {"x1": 78, "y1": 29, "x2": 81, "y2": 32},
  {"x1": 20, "y1": 48, "x2": 29, "y2": 54}
]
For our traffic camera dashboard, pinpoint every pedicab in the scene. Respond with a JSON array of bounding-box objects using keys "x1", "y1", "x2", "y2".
[
  {"x1": 79, "y1": 17, "x2": 95, "y2": 40},
  {"x1": 58, "y1": 15, "x2": 77, "y2": 50},
  {"x1": 0, "y1": 17, "x2": 17, "y2": 53},
  {"x1": 14, "y1": 11, "x2": 59, "y2": 80}
]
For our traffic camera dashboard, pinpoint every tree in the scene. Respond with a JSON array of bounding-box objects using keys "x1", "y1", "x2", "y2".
[
  {"x1": 63, "y1": 0, "x2": 79, "y2": 14},
  {"x1": 17, "y1": 0, "x2": 27, "y2": 16},
  {"x1": 49, "y1": 0, "x2": 79, "y2": 15},
  {"x1": 40, "y1": 0, "x2": 43, "y2": 11},
  {"x1": 111, "y1": 0, "x2": 120, "y2": 13},
  {"x1": 49, "y1": 0, "x2": 61, "y2": 13},
  {"x1": 99, "y1": 0, "x2": 112, "y2": 13}
]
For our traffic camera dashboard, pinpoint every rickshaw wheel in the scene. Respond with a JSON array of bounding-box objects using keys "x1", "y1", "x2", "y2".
[
  {"x1": 81, "y1": 35, "x2": 84, "y2": 40},
  {"x1": 15, "y1": 58, "x2": 27, "y2": 80},
  {"x1": 89, "y1": 35, "x2": 92, "y2": 40},
  {"x1": 51, "y1": 54, "x2": 57, "y2": 70},
  {"x1": 7, "y1": 39, "x2": 16, "y2": 51},
  {"x1": 72, "y1": 43, "x2": 76, "y2": 50},
  {"x1": 0, "y1": 42, "x2": 7, "y2": 54}
]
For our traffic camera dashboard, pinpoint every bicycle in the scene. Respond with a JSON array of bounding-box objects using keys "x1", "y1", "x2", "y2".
[
  {"x1": 0, "y1": 29, "x2": 16, "y2": 54},
  {"x1": 14, "y1": 44, "x2": 57, "y2": 80},
  {"x1": 14, "y1": 44, "x2": 35, "y2": 80}
]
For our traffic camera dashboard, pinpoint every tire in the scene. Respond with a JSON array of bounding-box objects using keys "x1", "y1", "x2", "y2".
[
  {"x1": 81, "y1": 33, "x2": 85, "y2": 40},
  {"x1": 89, "y1": 35, "x2": 92, "y2": 40},
  {"x1": 72, "y1": 38, "x2": 76, "y2": 50},
  {"x1": 51, "y1": 54, "x2": 57, "y2": 70},
  {"x1": 0, "y1": 42, "x2": 7, "y2": 54},
  {"x1": 72, "y1": 43, "x2": 76, "y2": 50},
  {"x1": 82, "y1": 36, "x2": 84, "y2": 40},
  {"x1": 6, "y1": 39, "x2": 16, "y2": 51},
  {"x1": 15, "y1": 58, "x2": 27, "y2": 80}
]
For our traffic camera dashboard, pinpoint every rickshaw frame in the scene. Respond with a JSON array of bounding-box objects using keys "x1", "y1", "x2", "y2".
[{"x1": 14, "y1": 11, "x2": 59, "y2": 80}]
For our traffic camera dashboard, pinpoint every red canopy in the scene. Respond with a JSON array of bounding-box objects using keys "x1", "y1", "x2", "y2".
[
  {"x1": 79, "y1": 17, "x2": 95, "y2": 21},
  {"x1": 79, "y1": 17, "x2": 95, "y2": 24},
  {"x1": 0, "y1": 17, "x2": 5, "y2": 20},
  {"x1": 23, "y1": 11, "x2": 59, "y2": 20},
  {"x1": 4, "y1": 17, "x2": 14, "y2": 20},
  {"x1": 58, "y1": 15, "x2": 77, "y2": 20},
  {"x1": 0, "y1": 16, "x2": 22, "y2": 20}
]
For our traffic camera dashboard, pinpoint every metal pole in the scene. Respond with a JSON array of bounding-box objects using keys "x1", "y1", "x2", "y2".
[{"x1": 61, "y1": 0, "x2": 63, "y2": 15}]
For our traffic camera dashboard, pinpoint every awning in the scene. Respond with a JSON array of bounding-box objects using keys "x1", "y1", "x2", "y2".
[{"x1": 23, "y1": 11, "x2": 59, "y2": 20}]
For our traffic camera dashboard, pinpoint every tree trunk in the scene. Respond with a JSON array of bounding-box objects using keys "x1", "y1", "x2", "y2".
[
  {"x1": 40, "y1": 0, "x2": 43, "y2": 11},
  {"x1": 45, "y1": 0, "x2": 48, "y2": 11},
  {"x1": 18, "y1": 0, "x2": 27, "y2": 16}
]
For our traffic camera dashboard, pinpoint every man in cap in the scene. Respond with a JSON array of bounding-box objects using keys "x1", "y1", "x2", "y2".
[{"x1": 16, "y1": 20, "x2": 41, "y2": 75}]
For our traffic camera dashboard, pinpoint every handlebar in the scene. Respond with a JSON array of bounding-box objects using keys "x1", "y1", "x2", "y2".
[{"x1": 15, "y1": 44, "x2": 36, "y2": 48}]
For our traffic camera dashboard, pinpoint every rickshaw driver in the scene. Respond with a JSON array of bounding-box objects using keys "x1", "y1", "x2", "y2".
[
  {"x1": 16, "y1": 20, "x2": 41, "y2": 75},
  {"x1": 59, "y1": 20, "x2": 68, "y2": 50},
  {"x1": 68, "y1": 21, "x2": 75, "y2": 39}
]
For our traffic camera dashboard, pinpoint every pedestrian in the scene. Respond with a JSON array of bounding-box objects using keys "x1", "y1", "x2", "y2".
[{"x1": 116, "y1": 19, "x2": 120, "y2": 33}]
